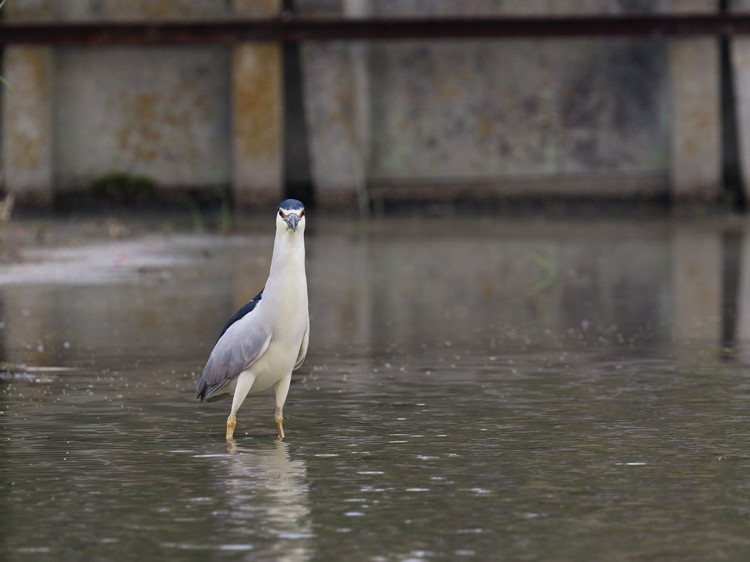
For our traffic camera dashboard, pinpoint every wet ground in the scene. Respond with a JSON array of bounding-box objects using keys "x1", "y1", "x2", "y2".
[{"x1": 1, "y1": 212, "x2": 750, "y2": 561}]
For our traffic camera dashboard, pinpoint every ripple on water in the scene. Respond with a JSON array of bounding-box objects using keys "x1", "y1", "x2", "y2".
[{"x1": 161, "y1": 542, "x2": 253, "y2": 552}]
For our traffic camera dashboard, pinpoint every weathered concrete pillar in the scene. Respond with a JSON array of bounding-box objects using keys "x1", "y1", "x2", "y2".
[
  {"x1": 231, "y1": 0, "x2": 283, "y2": 208},
  {"x1": 297, "y1": 0, "x2": 364, "y2": 207},
  {"x1": 667, "y1": 1, "x2": 722, "y2": 202},
  {"x1": 2, "y1": 1, "x2": 55, "y2": 205},
  {"x1": 730, "y1": 0, "x2": 750, "y2": 203},
  {"x1": 301, "y1": 43, "x2": 360, "y2": 206}
]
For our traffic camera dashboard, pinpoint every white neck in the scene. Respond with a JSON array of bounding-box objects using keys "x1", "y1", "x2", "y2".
[{"x1": 265, "y1": 226, "x2": 307, "y2": 303}]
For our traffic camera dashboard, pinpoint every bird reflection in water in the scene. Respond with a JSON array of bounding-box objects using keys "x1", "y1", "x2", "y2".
[{"x1": 220, "y1": 439, "x2": 313, "y2": 561}]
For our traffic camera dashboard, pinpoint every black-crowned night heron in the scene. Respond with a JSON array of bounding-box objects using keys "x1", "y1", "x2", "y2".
[{"x1": 196, "y1": 199, "x2": 309, "y2": 440}]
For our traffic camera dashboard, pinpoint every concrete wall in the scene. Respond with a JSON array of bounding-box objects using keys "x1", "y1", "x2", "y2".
[
  {"x1": 2, "y1": 0, "x2": 283, "y2": 207},
  {"x1": 0, "y1": 0, "x2": 733, "y2": 208},
  {"x1": 298, "y1": 0, "x2": 720, "y2": 204},
  {"x1": 54, "y1": 47, "x2": 231, "y2": 190}
]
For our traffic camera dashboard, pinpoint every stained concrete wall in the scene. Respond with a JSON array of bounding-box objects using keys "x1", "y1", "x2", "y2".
[
  {"x1": 364, "y1": 39, "x2": 668, "y2": 186},
  {"x1": 2, "y1": 0, "x2": 283, "y2": 207},
  {"x1": 0, "y1": 0, "x2": 733, "y2": 207},
  {"x1": 298, "y1": 0, "x2": 721, "y2": 204},
  {"x1": 54, "y1": 47, "x2": 231, "y2": 190}
]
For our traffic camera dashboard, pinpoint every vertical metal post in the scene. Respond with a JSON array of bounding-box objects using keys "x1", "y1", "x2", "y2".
[{"x1": 282, "y1": 0, "x2": 314, "y2": 206}]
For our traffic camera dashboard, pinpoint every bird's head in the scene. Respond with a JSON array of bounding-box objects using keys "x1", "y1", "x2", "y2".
[{"x1": 276, "y1": 199, "x2": 306, "y2": 233}]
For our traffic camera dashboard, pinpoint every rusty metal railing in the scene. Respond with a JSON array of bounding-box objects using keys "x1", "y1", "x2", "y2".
[{"x1": 1, "y1": 13, "x2": 750, "y2": 46}]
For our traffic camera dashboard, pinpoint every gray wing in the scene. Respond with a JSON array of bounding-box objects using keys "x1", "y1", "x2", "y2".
[
  {"x1": 294, "y1": 317, "x2": 310, "y2": 370},
  {"x1": 196, "y1": 317, "x2": 271, "y2": 401}
]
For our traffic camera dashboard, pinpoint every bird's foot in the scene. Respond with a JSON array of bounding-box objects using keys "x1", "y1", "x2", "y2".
[
  {"x1": 274, "y1": 410, "x2": 285, "y2": 440},
  {"x1": 226, "y1": 414, "x2": 237, "y2": 441}
]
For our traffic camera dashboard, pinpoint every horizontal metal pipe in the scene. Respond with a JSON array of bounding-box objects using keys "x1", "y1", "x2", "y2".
[{"x1": 1, "y1": 14, "x2": 750, "y2": 46}]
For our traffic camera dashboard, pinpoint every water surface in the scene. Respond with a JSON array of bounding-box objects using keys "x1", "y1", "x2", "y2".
[{"x1": 1, "y1": 215, "x2": 749, "y2": 561}]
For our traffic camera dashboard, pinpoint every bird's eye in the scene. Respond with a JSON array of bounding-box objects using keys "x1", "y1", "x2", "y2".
[
  {"x1": 278, "y1": 210, "x2": 285, "y2": 218},
  {"x1": 300, "y1": 210, "x2": 305, "y2": 218}
]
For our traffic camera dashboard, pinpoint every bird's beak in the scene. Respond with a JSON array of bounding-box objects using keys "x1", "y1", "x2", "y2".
[{"x1": 285, "y1": 214, "x2": 299, "y2": 232}]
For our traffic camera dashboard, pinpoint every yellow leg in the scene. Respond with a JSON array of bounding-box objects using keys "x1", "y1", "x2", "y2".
[
  {"x1": 226, "y1": 414, "x2": 237, "y2": 441},
  {"x1": 273, "y1": 375, "x2": 291, "y2": 440},
  {"x1": 275, "y1": 408, "x2": 285, "y2": 439}
]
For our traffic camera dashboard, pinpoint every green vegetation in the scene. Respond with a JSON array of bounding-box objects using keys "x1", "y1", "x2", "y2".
[
  {"x1": 218, "y1": 195, "x2": 233, "y2": 233},
  {"x1": 90, "y1": 172, "x2": 157, "y2": 204}
]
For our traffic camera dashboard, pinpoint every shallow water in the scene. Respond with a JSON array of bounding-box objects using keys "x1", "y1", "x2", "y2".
[{"x1": 1, "y1": 215, "x2": 750, "y2": 561}]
